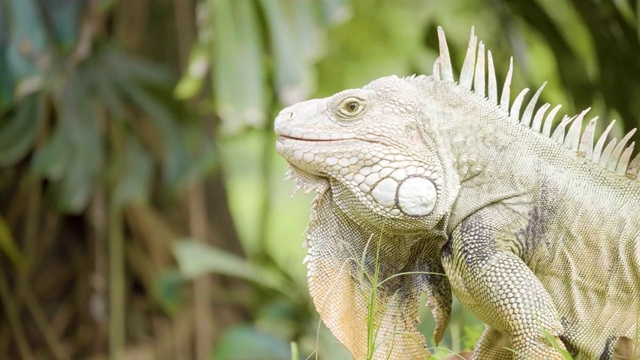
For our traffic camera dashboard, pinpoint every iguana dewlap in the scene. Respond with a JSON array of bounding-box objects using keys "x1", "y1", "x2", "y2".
[{"x1": 274, "y1": 27, "x2": 640, "y2": 360}]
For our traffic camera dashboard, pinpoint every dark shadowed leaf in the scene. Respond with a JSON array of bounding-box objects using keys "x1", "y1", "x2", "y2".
[
  {"x1": 31, "y1": 116, "x2": 71, "y2": 180},
  {"x1": 0, "y1": 93, "x2": 41, "y2": 166},
  {"x1": 32, "y1": 69, "x2": 104, "y2": 213},
  {"x1": 89, "y1": 51, "x2": 128, "y2": 119},
  {"x1": 38, "y1": 0, "x2": 82, "y2": 49},
  {"x1": 0, "y1": 5, "x2": 14, "y2": 107},
  {"x1": 152, "y1": 269, "x2": 187, "y2": 315},
  {"x1": 112, "y1": 135, "x2": 153, "y2": 207},
  {"x1": 120, "y1": 80, "x2": 189, "y2": 190}
]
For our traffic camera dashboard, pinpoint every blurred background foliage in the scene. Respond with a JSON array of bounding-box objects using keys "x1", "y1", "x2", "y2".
[{"x1": 0, "y1": 0, "x2": 637, "y2": 359}]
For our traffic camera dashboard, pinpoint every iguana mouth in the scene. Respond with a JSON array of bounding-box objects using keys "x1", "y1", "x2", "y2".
[
  {"x1": 278, "y1": 135, "x2": 345, "y2": 142},
  {"x1": 278, "y1": 135, "x2": 388, "y2": 148}
]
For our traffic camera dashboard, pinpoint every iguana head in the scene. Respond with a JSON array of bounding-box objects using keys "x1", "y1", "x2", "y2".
[
  {"x1": 275, "y1": 74, "x2": 460, "y2": 234},
  {"x1": 275, "y1": 74, "x2": 457, "y2": 359}
]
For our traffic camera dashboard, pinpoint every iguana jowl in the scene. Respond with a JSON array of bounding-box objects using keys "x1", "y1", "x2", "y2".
[{"x1": 274, "y1": 27, "x2": 640, "y2": 359}]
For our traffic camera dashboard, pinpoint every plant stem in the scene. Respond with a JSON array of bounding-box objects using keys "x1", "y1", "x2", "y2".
[{"x1": 108, "y1": 200, "x2": 125, "y2": 360}]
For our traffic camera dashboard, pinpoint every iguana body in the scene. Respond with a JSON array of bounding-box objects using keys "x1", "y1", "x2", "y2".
[{"x1": 274, "y1": 28, "x2": 640, "y2": 359}]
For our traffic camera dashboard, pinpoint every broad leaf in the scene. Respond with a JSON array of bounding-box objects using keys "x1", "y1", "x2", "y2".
[
  {"x1": 210, "y1": 0, "x2": 267, "y2": 133},
  {"x1": 111, "y1": 134, "x2": 153, "y2": 207},
  {"x1": 0, "y1": 94, "x2": 41, "y2": 166},
  {"x1": 212, "y1": 324, "x2": 295, "y2": 360},
  {"x1": 6, "y1": 0, "x2": 50, "y2": 81},
  {"x1": 173, "y1": 239, "x2": 289, "y2": 295}
]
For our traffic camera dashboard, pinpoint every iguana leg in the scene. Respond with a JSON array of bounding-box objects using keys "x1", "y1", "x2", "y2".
[
  {"x1": 471, "y1": 326, "x2": 512, "y2": 359},
  {"x1": 442, "y1": 211, "x2": 566, "y2": 360}
]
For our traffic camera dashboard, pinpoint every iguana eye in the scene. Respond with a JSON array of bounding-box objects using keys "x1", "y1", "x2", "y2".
[{"x1": 337, "y1": 97, "x2": 365, "y2": 118}]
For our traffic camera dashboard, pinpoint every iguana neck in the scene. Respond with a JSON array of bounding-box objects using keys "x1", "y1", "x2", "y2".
[{"x1": 428, "y1": 82, "x2": 543, "y2": 228}]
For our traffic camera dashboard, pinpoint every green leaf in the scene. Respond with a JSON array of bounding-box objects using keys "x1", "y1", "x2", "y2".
[
  {"x1": 39, "y1": 0, "x2": 82, "y2": 49},
  {"x1": 291, "y1": 0, "x2": 325, "y2": 61},
  {"x1": 103, "y1": 47, "x2": 173, "y2": 88},
  {"x1": 173, "y1": 240, "x2": 289, "y2": 295},
  {"x1": 152, "y1": 269, "x2": 187, "y2": 315},
  {"x1": 100, "y1": 45, "x2": 207, "y2": 193},
  {"x1": 212, "y1": 324, "x2": 294, "y2": 360},
  {"x1": 318, "y1": 0, "x2": 351, "y2": 24},
  {"x1": 174, "y1": 239, "x2": 259, "y2": 279},
  {"x1": 31, "y1": 120, "x2": 71, "y2": 180},
  {"x1": 210, "y1": 0, "x2": 267, "y2": 133},
  {"x1": 0, "y1": 9, "x2": 14, "y2": 108},
  {"x1": 6, "y1": 0, "x2": 51, "y2": 80},
  {"x1": 33, "y1": 69, "x2": 104, "y2": 213},
  {"x1": 89, "y1": 51, "x2": 128, "y2": 119},
  {"x1": 0, "y1": 93, "x2": 41, "y2": 166},
  {"x1": 258, "y1": 0, "x2": 313, "y2": 104},
  {"x1": 120, "y1": 82, "x2": 189, "y2": 190},
  {"x1": 174, "y1": 44, "x2": 209, "y2": 99},
  {"x1": 54, "y1": 71, "x2": 103, "y2": 212},
  {"x1": 111, "y1": 135, "x2": 153, "y2": 207},
  {"x1": 179, "y1": 120, "x2": 218, "y2": 183}
]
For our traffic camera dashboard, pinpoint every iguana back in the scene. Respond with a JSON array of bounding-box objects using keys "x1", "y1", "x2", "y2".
[{"x1": 275, "y1": 27, "x2": 640, "y2": 359}]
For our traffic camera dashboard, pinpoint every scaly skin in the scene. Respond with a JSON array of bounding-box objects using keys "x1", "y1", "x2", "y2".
[{"x1": 275, "y1": 28, "x2": 640, "y2": 359}]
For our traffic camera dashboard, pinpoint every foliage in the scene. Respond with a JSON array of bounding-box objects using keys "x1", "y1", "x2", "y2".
[{"x1": 0, "y1": 0, "x2": 638, "y2": 359}]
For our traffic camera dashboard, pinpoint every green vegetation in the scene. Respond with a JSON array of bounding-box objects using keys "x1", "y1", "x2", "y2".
[{"x1": 0, "y1": 0, "x2": 638, "y2": 359}]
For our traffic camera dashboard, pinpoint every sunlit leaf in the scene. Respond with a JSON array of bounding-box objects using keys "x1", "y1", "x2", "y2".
[
  {"x1": 291, "y1": 0, "x2": 325, "y2": 62},
  {"x1": 174, "y1": 239, "x2": 261, "y2": 280},
  {"x1": 210, "y1": 0, "x2": 267, "y2": 133},
  {"x1": 14, "y1": 74, "x2": 44, "y2": 99},
  {"x1": 173, "y1": 239, "x2": 289, "y2": 295},
  {"x1": 175, "y1": 44, "x2": 209, "y2": 99},
  {"x1": 258, "y1": 0, "x2": 314, "y2": 104},
  {"x1": 319, "y1": 0, "x2": 351, "y2": 24}
]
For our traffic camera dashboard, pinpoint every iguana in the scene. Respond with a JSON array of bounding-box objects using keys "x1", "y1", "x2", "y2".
[{"x1": 274, "y1": 27, "x2": 640, "y2": 359}]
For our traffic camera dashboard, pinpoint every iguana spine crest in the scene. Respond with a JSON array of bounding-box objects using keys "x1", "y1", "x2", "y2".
[{"x1": 430, "y1": 26, "x2": 640, "y2": 180}]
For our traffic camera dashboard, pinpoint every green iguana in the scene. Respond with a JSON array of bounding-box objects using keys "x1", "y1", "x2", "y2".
[{"x1": 274, "y1": 27, "x2": 640, "y2": 359}]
